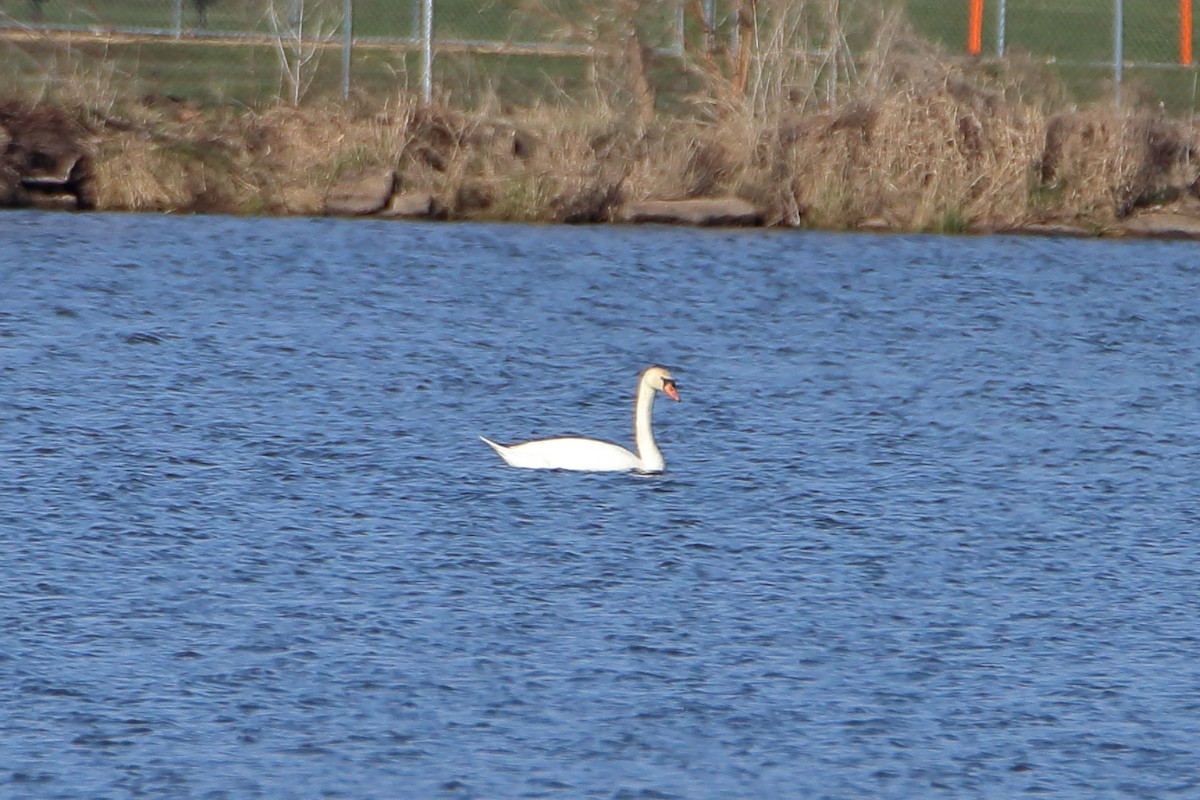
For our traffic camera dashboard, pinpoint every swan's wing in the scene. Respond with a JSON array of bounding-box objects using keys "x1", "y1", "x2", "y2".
[{"x1": 482, "y1": 436, "x2": 640, "y2": 472}]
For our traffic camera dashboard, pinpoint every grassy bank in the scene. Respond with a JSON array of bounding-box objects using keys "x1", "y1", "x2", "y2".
[{"x1": 3, "y1": 9, "x2": 1199, "y2": 234}]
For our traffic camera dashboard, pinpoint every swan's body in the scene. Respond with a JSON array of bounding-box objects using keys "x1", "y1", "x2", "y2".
[{"x1": 481, "y1": 365, "x2": 680, "y2": 473}]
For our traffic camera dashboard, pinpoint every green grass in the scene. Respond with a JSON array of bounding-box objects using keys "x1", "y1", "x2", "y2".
[
  {"x1": 8, "y1": 0, "x2": 1198, "y2": 56},
  {"x1": 1, "y1": 0, "x2": 558, "y2": 41},
  {"x1": 4, "y1": 0, "x2": 1200, "y2": 110},
  {"x1": 1, "y1": 36, "x2": 595, "y2": 107},
  {"x1": 906, "y1": 0, "x2": 1193, "y2": 64}
]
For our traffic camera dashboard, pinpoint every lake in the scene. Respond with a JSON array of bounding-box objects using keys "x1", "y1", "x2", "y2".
[{"x1": 2, "y1": 210, "x2": 1199, "y2": 799}]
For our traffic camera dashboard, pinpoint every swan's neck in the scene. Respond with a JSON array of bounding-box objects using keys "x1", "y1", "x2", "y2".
[{"x1": 633, "y1": 380, "x2": 663, "y2": 472}]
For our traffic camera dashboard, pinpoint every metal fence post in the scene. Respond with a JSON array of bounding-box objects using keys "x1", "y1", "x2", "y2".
[
  {"x1": 422, "y1": 0, "x2": 433, "y2": 103},
  {"x1": 996, "y1": 0, "x2": 1007, "y2": 57},
  {"x1": 731, "y1": 2, "x2": 739, "y2": 63},
  {"x1": 676, "y1": 4, "x2": 685, "y2": 55},
  {"x1": 1114, "y1": 0, "x2": 1124, "y2": 105},
  {"x1": 342, "y1": 0, "x2": 352, "y2": 100},
  {"x1": 173, "y1": 0, "x2": 182, "y2": 38}
]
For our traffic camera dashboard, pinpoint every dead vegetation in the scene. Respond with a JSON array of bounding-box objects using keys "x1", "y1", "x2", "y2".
[{"x1": 1039, "y1": 110, "x2": 1198, "y2": 220}]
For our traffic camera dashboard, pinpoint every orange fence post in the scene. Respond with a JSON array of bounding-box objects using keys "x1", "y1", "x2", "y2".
[
  {"x1": 1184, "y1": 0, "x2": 1194, "y2": 65},
  {"x1": 968, "y1": 0, "x2": 984, "y2": 56}
]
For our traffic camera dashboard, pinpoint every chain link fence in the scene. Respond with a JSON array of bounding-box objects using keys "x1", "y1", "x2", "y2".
[
  {"x1": 0, "y1": 0, "x2": 564, "y2": 105},
  {"x1": 2, "y1": 1, "x2": 1198, "y2": 110},
  {"x1": 910, "y1": 0, "x2": 1200, "y2": 108}
]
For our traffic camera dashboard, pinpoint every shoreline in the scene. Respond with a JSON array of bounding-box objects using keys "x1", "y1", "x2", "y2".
[
  {"x1": 8, "y1": 204, "x2": 1199, "y2": 242},
  {"x1": 4, "y1": 85, "x2": 1200, "y2": 240}
]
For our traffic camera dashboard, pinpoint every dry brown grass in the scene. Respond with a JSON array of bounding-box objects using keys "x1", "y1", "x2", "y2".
[
  {"x1": 63, "y1": 85, "x2": 1200, "y2": 229},
  {"x1": 90, "y1": 99, "x2": 412, "y2": 213},
  {"x1": 744, "y1": 66, "x2": 1050, "y2": 230},
  {"x1": 1039, "y1": 110, "x2": 1197, "y2": 221}
]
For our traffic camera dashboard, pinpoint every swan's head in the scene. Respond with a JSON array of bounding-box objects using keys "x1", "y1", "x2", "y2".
[{"x1": 643, "y1": 365, "x2": 680, "y2": 401}]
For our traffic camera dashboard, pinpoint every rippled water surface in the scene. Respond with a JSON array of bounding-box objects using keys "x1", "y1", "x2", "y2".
[{"x1": 3, "y1": 210, "x2": 1200, "y2": 799}]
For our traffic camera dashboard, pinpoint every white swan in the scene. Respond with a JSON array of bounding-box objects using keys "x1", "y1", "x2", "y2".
[{"x1": 481, "y1": 365, "x2": 680, "y2": 473}]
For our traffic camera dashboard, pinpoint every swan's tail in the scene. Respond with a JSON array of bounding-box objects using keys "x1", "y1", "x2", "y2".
[{"x1": 480, "y1": 436, "x2": 511, "y2": 463}]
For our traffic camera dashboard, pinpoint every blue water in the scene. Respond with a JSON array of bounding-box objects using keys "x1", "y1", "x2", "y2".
[{"x1": 3, "y1": 210, "x2": 1200, "y2": 799}]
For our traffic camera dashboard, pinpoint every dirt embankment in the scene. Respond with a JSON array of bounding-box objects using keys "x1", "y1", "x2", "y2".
[{"x1": 4, "y1": 84, "x2": 1200, "y2": 237}]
